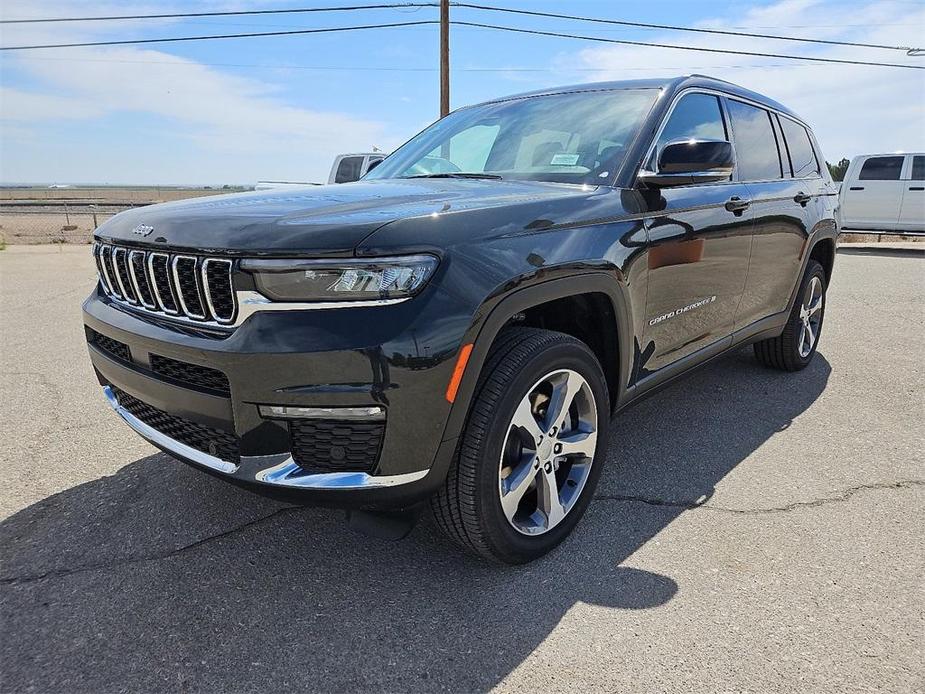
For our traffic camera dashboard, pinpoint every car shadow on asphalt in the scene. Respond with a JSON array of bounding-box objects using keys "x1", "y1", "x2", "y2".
[{"x1": 0, "y1": 347, "x2": 830, "y2": 692}]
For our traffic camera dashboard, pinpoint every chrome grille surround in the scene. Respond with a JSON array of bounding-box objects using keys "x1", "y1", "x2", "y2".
[{"x1": 93, "y1": 242, "x2": 237, "y2": 327}]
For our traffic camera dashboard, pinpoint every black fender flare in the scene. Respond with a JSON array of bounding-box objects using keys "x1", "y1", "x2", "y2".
[
  {"x1": 438, "y1": 271, "x2": 633, "y2": 447},
  {"x1": 785, "y1": 226, "x2": 838, "y2": 316}
]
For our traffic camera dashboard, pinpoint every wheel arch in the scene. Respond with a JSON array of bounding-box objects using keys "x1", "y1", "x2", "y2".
[
  {"x1": 440, "y1": 272, "x2": 633, "y2": 445},
  {"x1": 808, "y1": 235, "x2": 836, "y2": 284}
]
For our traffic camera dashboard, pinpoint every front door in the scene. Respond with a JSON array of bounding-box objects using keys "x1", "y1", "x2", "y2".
[{"x1": 637, "y1": 92, "x2": 753, "y2": 379}]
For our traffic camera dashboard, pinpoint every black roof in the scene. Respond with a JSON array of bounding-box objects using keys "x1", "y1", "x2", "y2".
[{"x1": 478, "y1": 74, "x2": 804, "y2": 123}]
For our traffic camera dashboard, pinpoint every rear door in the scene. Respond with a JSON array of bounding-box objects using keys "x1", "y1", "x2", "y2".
[
  {"x1": 638, "y1": 92, "x2": 753, "y2": 378},
  {"x1": 898, "y1": 155, "x2": 925, "y2": 231},
  {"x1": 841, "y1": 155, "x2": 905, "y2": 229},
  {"x1": 734, "y1": 106, "x2": 825, "y2": 326}
]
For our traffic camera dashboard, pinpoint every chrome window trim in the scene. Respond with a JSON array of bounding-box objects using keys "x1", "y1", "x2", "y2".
[
  {"x1": 128, "y1": 250, "x2": 157, "y2": 309},
  {"x1": 200, "y1": 258, "x2": 235, "y2": 324},
  {"x1": 103, "y1": 385, "x2": 428, "y2": 489},
  {"x1": 639, "y1": 86, "x2": 819, "y2": 187},
  {"x1": 171, "y1": 255, "x2": 206, "y2": 320},
  {"x1": 147, "y1": 252, "x2": 180, "y2": 315}
]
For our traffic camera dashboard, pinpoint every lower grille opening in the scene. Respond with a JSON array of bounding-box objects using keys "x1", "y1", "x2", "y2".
[
  {"x1": 289, "y1": 419, "x2": 385, "y2": 474},
  {"x1": 89, "y1": 328, "x2": 132, "y2": 363},
  {"x1": 149, "y1": 354, "x2": 230, "y2": 396},
  {"x1": 112, "y1": 387, "x2": 240, "y2": 464}
]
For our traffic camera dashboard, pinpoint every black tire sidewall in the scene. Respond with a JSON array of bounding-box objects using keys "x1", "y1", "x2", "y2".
[{"x1": 470, "y1": 338, "x2": 610, "y2": 563}]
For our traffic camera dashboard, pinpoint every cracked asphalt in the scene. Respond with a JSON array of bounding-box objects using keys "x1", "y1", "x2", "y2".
[{"x1": 1, "y1": 244, "x2": 923, "y2": 693}]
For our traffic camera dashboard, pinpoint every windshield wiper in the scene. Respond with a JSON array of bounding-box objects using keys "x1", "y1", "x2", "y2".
[{"x1": 402, "y1": 172, "x2": 503, "y2": 180}]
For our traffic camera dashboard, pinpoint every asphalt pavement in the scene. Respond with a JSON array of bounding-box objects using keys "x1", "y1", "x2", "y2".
[{"x1": 0, "y1": 244, "x2": 922, "y2": 693}]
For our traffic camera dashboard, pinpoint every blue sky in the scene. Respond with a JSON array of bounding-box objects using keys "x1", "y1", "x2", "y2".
[{"x1": 1, "y1": 0, "x2": 923, "y2": 184}]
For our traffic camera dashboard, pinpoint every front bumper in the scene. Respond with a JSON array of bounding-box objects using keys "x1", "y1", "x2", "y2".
[{"x1": 83, "y1": 283, "x2": 471, "y2": 508}]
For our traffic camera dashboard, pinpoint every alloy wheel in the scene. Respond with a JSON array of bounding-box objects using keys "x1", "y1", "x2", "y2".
[
  {"x1": 798, "y1": 275, "x2": 824, "y2": 358},
  {"x1": 498, "y1": 369, "x2": 598, "y2": 536}
]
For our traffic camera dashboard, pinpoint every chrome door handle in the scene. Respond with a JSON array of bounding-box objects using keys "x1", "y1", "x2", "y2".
[{"x1": 724, "y1": 196, "x2": 750, "y2": 215}]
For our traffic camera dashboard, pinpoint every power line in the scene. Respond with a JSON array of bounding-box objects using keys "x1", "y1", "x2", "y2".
[
  {"x1": 5, "y1": 56, "x2": 808, "y2": 71},
  {"x1": 454, "y1": 4, "x2": 922, "y2": 53},
  {"x1": 0, "y1": 3, "x2": 437, "y2": 24},
  {"x1": 2, "y1": 14, "x2": 921, "y2": 69},
  {"x1": 0, "y1": 21, "x2": 438, "y2": 51},
  {"x1": 3, "y1": 1, "x2": 921, "y2": 54},
  {"x1": 453, "y1": 21, "x2": 925, "y2": 70}
]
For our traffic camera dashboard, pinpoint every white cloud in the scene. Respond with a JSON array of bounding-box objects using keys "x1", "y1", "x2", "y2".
[
  {"x1": 0, "y1": 1, "x2": 395, "y2": 183},
  {"x1": 567, "y1": 0, "x2": 925, "y2": 161}
]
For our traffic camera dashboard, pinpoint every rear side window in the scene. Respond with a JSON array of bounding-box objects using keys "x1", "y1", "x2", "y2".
[
  {"x1": 726, "y1": 99, "x2": 782, "y2": 181},
  {"x1": 911, "y1": 156, "x2": 925, "y2": 181},
  {"x1": 334, "y1": 156, "x2": 365, "y2": 183},
  {"x1": 858, "y1": 156, "x2": 903, "y2": 181},
  {"x1": 779, "y1": 117, "x2": 819, "y2": 177},
  {"x1": 655, "y1": 93, "x2": 726, "y2": 154}
]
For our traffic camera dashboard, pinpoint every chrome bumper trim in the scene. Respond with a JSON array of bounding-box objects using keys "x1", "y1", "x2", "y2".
[
  {"x1": 254, "y1": 460, "x2": 428, "y2": 489},
  {"x1": 102, "y1": 386, "x2": 428, "y2": 490},
  {"x1": 104, "y1": 385, "x2": 238, "y2": 475}
]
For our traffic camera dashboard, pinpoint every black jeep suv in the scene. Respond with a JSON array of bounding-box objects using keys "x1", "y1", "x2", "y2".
[{"x1": 84, "y1": 75, "x2": 837, "y2": 563}]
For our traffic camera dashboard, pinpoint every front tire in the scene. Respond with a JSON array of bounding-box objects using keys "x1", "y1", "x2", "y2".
[
  {"x1": 754, "y1": 260, "x2": 826, "y2": 371},
  {"x1": 432, "y1": 328, "x2": 610, "y2": 564}
]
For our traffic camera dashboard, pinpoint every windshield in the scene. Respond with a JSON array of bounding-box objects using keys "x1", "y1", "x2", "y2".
[{"x1": 366, "y1": 88, "x2": 658, "y2": 186}]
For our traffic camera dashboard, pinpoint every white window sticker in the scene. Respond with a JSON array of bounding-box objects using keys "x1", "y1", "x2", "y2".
[{"x1": 550, "y1": 153, "x2": 580, "y2": 166}]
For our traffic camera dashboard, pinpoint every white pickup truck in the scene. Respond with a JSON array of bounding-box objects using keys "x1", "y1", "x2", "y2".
[
  {"x1": 839, "y1": 153, "x2": 925, "y2": 234},
  {"x1": 255, "y1": 153, "x2": 387, "y2": 190}
]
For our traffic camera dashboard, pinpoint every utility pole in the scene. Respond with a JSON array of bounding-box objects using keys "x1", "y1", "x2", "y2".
[{"x1": 440, "y1": 0, "x2": 449, "y2": 118}]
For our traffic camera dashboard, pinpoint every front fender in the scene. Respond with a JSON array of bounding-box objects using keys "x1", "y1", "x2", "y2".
[{"x1": 437, "y1": 271, "x2": 633, "y2": 447}]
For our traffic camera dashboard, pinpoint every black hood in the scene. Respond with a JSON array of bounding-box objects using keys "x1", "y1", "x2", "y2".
[{"x1": 94, "y1": 179, "x2": 622, "y2": 256}]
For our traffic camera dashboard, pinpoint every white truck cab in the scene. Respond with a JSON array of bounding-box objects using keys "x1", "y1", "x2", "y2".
[
  {"x1": 839, "y1": 153, "x2": 925, "y2": 234},
  {"x1": 328, "y1": 153, "x2": 386, "y2": 184}
]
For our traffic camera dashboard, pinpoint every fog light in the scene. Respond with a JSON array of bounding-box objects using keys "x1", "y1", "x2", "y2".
[{"x1": 259, "y1": 405, "x2": 385, "y2": 420}]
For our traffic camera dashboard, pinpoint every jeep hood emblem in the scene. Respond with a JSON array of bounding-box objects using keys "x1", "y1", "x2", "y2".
[{"x1": 131, "y1": 224, "x2": 154, "y2": 237}]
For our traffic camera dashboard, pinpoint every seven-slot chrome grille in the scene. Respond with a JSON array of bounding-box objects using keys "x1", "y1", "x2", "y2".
[{"x1": 93, "y1": 242, "x2": 236, "y2": 325}]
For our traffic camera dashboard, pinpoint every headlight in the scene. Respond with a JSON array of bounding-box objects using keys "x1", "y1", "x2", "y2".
[{"x1": 240, "y1": 254, "x2": 438, "y2": 302}]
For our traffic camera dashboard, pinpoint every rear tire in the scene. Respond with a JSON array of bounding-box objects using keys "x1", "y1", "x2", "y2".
[
  {"x1": 754, "y1": 260, "x2": 826, "y2": 371},
  {"x1": 431, "y1": 328, "x2": 610, "y2": 564}
]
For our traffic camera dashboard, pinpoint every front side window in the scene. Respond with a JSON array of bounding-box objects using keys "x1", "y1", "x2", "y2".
[
  {"x1": 779, "y1": 117, "x2": 819, "y2": 177},
  {"x1": 655, "y1": 93, "x2": 726, "y2": 154},
  {"x1": 726, "y1": 100, "x2": 783, "y2": 181},
  {"x1": 859, "y1": 156, "x2": 904, "y2": 181},
  {"x1": 366, "y1": 89, "x2": 658, "y2": 186}
]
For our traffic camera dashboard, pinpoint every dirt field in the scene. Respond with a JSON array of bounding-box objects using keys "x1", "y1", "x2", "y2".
[
  {"x1": 0, "y1": 186, "x2": 248, "y2": 245},
  {"x1": 1, "y1": 186, "x2": 922, "y2": 246}
]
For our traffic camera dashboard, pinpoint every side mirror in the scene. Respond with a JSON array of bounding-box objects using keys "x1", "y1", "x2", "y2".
[{"x1": 638, "y1": 139, "x2": 735, "y2": 187}]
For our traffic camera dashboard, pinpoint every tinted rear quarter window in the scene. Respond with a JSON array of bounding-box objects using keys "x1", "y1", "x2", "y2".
[
  {"x1": 858, "y1": 156, "x2": 904, "y2": 181},
  {"x1": 726, "y1": 99, "x2": 782, "y2": 181},
  {"x1": 779, "y1": 117, "x2": 819, "y2": 177}
]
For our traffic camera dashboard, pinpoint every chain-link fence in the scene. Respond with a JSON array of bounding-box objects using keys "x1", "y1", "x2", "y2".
[
  {"x1": 0, "y1": 204, "x2": 138, "y2": 245},
  {"x1": 0, "y1": 188, "x2": 248, "y2": 246}
]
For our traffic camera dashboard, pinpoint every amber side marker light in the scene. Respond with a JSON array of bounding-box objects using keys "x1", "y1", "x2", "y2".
[{"x1": 445, "y1": 343, "x2": 474, "y2": 403}]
